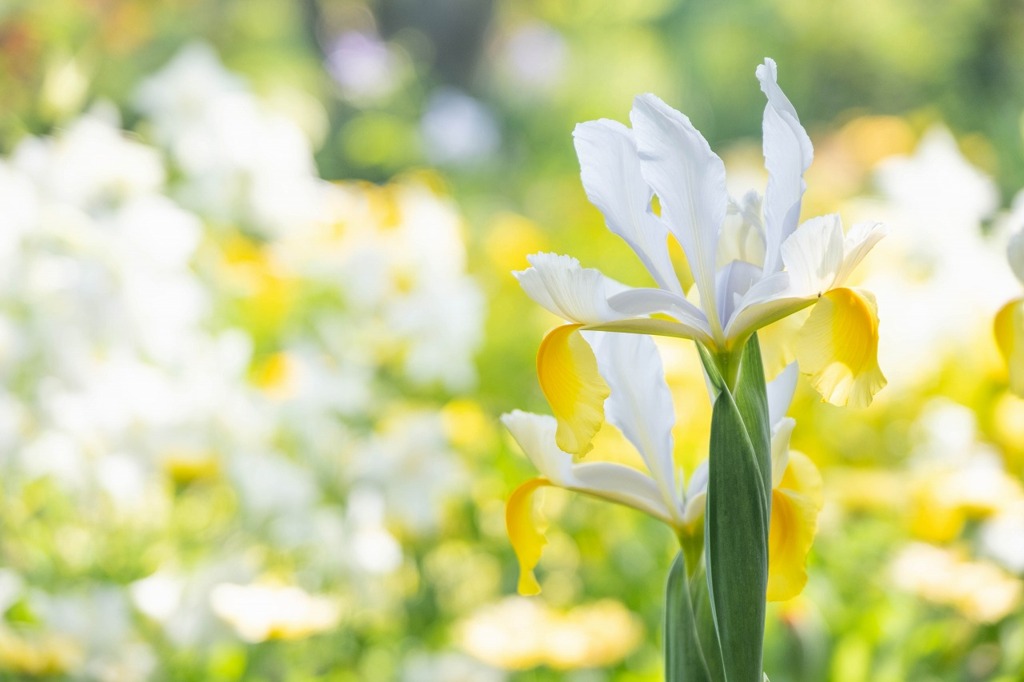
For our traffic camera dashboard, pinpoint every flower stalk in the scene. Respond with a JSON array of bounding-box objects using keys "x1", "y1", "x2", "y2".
[{"x1": 665, "y1": 335, "x2": 773, "y2": 682}]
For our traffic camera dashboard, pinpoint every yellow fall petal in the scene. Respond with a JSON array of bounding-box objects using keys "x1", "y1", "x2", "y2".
[
  {"x1": 995, "y1": 297, "x2": 1024, "y2": 396},
  {"x1": 795, "y1": 287, "x2": 886, "y2": 408},
  {"x1": 768, "y1": 450, "x2": 823, "y2": 602},
  {"x1": 506, "y1": 477, "x2": 552, "y2": 596},
  {"x1": 537, "y1": 324, "x2": 610, "y2": 456}
]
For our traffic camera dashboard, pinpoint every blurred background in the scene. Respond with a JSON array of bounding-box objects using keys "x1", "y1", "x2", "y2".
[{"x1": 0, "y1": 0, "x2": 1023, "y2": 680}]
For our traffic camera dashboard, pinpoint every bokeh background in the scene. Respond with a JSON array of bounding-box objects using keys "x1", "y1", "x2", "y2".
[{"x1": 0, "y1": 0, "x2": 1023, "y2": 680}]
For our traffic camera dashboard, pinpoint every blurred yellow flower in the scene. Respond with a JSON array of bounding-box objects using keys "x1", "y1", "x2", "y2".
[
  {"x1": 891, "y1": 544, "x2": 1022, "y2": 623},
  {"x1": 210, "y1": 581, "x2": 342, "y2": 643},
  {"x1": 457, "y1": 597, "x2": 643, "y2": 670},
  {"x1": 0, "y1": 628, "x2": 82, "y2": 676}
]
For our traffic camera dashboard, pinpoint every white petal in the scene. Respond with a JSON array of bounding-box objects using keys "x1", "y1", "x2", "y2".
[
  {"x1": 767, "y1": 362, "x2": 799, "y2": 428},
  {"x1": 1008, "y1": 229, "x2": 1024, "y2": 285},
  {"x1": 716, "y1": 259, "x2": 763, "y2": 328},
  {"x1": 588, "y1": 332, "x2": 683, "y2": 522},
  {"x1": 682, "y1": 461, "x2": 709, "y2": 525},
  {"x1": 514, "y1": 253, "x2": 626, "y2": 324},
  {"x1": 718, "y1": 191, "x2": 767, "y2": 268},
  {"x1": 607, "y1": 287, "x2": 712, "y2": 341},
  {"x1": 835, "y1": 221, "x2": 890, "y2": 286},
  {"x1": 501, "y1": 411, "x2": 672, "y2": 523},
  {"x1": 757, "y1": 58, "x2": 814, "y2": 274},
  {"x1": 573, "y1": 462, "x2": 673, "y2": 522},
  {"x1": 630, "y1": 93, "x2": 728, "y2": 334},
  {"x1": 780, "y1": 214, "x2": 844, "y2": 296},
  {"x1": 501, "y1": 411, "x2": 575, "y2": 486},
  {"x1": 723, "y1": 271, "x2": 810, "y2": 341},
  {"x1": 770, "y1": 416, "x2": 795, "y2": 487},
  {"x1": 573, "y1": 120, "x2": 683, "y2": 296}
]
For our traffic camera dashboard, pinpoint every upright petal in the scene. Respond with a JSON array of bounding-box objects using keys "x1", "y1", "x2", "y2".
[
  {"x1": 514, "y1": 253, "x2": 625, "y2": 324},
  {"x1": 795, "y1": 287, "x2": 886, "y2": 407},
  {"x1": 537, "y1": 325, "x2": 610, "y2": 455},
  {"x1": 768, "y1": 450, "x2": 823, "y2": 601},
  {"x1": 757, "y1": 58, "x2": 814, "y2": 274},
  {"x1": 770, "y1": 417, "x2": 795, "y2": 487},
  {"x1": 719, "y1": 191, "x2": 767, "y2": 268},
  {"x1": 767, "y1": 362, "x2": 799, "y2": 428},
  {"x1": 588, "y1": 331, "x2": 683, "y2": 522},
  {"x1": 506, "y1": 477, "x2": 551, "y2": 595},
  {"x1": 682, "y1": 460, "x2": 709, "y2": 526},
  {"x1": 715, "y1": 259, "x2": 763, "y2": 328},
  {"x1": 721, "y1": 215, "x2": 845, "y2": 344},
  {"x1": 835, "y1": 221, "x2": 890, "y2": 286},
  {"x1": 780, "y1": 215, "x2": 844, "y2": 297},
  {"x1": 573, "y1": 120, "x2": 683, "y2": 296},
  {"x1": 995, "y1": 297, "x2": 1024, "y2": 396},
  {"x1": 631, "y1": 93, "x2": 729, "y2": 336}
]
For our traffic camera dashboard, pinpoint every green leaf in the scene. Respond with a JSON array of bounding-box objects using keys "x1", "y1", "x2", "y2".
[
  {"x1": 696, "y1": 342, "x2": 725, "y2": 392},
  {"x1": 665, "y1": 553, "x2": 713, "y2": 682},
  {"x1": 702, "y1": 358, "x2": 770, "y2": 681},
  {"x1": 691, "y1": 562, "x2": 726, "y2": 682},
  {"x1": 733, "y1": 334, "x2": 772, "y2": 527}
]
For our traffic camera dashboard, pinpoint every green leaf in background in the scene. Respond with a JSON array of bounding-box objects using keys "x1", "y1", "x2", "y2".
[
  {"x1": 665, "y1": 552, "x2": 712, "y2": 682},
  {"x1": 702, "y1": 337, "x2": 771, "y2": 682}
]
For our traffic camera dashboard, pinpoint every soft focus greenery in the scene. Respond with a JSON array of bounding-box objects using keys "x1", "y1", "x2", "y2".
[{"x1": 0, "y1": 0, "x2": 1023, "y2": 680}]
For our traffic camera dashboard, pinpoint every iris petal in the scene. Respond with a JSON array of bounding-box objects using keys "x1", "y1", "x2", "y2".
[
  {"x1": 537, "y1": 324, "x2": 610, "y2": 455},
  {"x1": 995, "y1": 297, "x2": 1024, "y2": 396},
  {"x1": 506, "y1": 477, "x2": 552, "y2": 596},
  {"x1": 767, "y1": 450, "x2": 823, "y2": 601},
  {"x1": 757, "y1": 58, "x2": 814, "y2": 274},
  {"x1": 573, "y1": 119, "x2": 683, "y2": 296},
  {"x1": 795, "y1": 287, "x2": 886, "y2": 407}
]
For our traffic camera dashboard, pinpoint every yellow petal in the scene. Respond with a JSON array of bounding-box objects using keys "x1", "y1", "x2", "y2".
[
  {"x1": 995, "y1": 298, "x2": 1024, "y2": 396},
  {"x1": 795, "y1": 287, "x2": 886, "y2": 408},
  {"x1": 506, "y1": 477, "x2": 552, "y2": 596},
  {"x1": 768, "y1": 450, "x2": 823, "y2": 602},
  {"x1": 537, "y1": 324, "x2": 610, "y2": 456}
]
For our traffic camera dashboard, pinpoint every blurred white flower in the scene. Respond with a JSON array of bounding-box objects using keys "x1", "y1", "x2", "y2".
[
  {"x1": 230, "y1": 451, "x2": 320, "y2": 520},
  {"x1": 0, "y1": 569, "x2": 23, "y2": 614},
  {"x1": 13, "y1": 107, "x2": 164, "y2": 210},
  {"x1": 327, "y1": 31, "x2": 404, "y2": 103},
  {"x1": 35, "y1": 587, "x2": 157, "y2": 682},
  {"x1": 980, "y1": 502, "x2": 1024, "y2": 574},
  {"x1": 347, "y1": 488, "x2": 404, "y2": 575},
  {"x1": 421, "y1": 88, "x2": 501, "y2": 167},
  {"x1": 497, "y1": 23, "x2": 568, "y2": 94},
  {"x1": 357, "y1": 412, "x2": 466, "y2": 532},
  {"x1": 858, "y1": 127, "x2": 1019, "y2": 391},
  {"x1": 133, "y1": 43, "x2": 244, "y2": 143},
  {"x1": 135, "y1": 43, "x2": 327, "y2": 237}
]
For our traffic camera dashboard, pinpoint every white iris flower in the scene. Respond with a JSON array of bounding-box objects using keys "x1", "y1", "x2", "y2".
[
  {"x1": 503, "y1": 333, "x2": 821, "y2": 600},
  {"x1": 516, "y1": 59, "x2": 888, "y2": 458}
]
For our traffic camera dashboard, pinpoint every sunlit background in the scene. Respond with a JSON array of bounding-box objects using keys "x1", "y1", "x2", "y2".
[{"x1": 0, "y1": 0, "x2": 1023, "y2": 680}]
